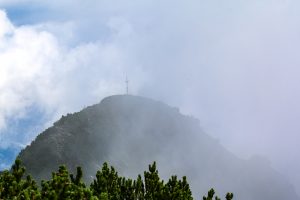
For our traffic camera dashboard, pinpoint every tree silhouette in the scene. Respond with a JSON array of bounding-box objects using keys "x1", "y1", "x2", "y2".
[{"x1": 0, "y1": 159, "x2": 233, "y2": 200}]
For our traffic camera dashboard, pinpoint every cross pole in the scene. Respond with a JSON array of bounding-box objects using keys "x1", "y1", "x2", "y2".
[{"x1": 125, "y1": 76, "x2": 129, "y2": 95}]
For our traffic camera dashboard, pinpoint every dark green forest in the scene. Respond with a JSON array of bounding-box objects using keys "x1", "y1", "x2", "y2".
[{"x1": 0, "y1": 159, "x2": 233, "y2": 200}]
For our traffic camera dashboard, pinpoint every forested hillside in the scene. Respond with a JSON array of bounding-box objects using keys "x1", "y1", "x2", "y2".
[{"x1": 17, "y1": 95, "x2": 299, "y2": 200}]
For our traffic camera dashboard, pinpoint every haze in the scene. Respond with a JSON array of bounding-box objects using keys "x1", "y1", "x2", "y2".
[{"x1": 0, "y1": 0, "x2": 300, "y2": 196}]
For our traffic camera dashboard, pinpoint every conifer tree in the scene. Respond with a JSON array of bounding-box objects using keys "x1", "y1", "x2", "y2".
[
  {"x1": 41, "y1": 165, "x2": 97, "y2": 199},
  {"x1": 90, "y1": 162, "x2": 121, "y2": 199},
  {"x1": 203, "y1": 188, "x2": 233, "y2": 200},
  {"x1": 144, "y1": 162, "x2": 164, "y2": 200},
  {"x1": 133, "y1": 174, "x2": 145, "y2": 200},
  {"x1": 0, "y1": 159, "x2": 41, "y2": 199},
  {"x1": 0, "y1": 159, "x2": 233, "y2": 200}
]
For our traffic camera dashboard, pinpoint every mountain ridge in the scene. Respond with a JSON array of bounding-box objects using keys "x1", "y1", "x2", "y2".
[{"x1": 18, "y1": 95, "x2": 299, "y2": 200}]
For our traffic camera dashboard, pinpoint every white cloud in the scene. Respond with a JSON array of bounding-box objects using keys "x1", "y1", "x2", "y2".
[
  {"x1": 0, "y1": 11, "x2": 57, "y2": 130},
  {"x1": 0, "y1": 11, "x2": 13, "y2": 38},
  {"x1": 0, "y1": 9, "x2": 146, "y2": 147}
]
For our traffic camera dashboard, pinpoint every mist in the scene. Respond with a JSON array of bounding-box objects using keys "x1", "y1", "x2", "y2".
[
  {"x1": 0, "y1": 0, "x2": 300, "y2": 197},
  {"x1": 18, "y1": 95, "x2": 299, "y2": 199}
]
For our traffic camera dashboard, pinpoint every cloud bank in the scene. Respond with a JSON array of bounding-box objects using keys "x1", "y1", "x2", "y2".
[{"x1": 0, "y1": 9, "x2": 146, "y2": 148}]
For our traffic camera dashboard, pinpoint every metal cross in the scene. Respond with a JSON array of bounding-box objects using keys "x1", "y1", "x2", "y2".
[{"x1": 125, "y1": 76, "x2": 129, "y2": 95}]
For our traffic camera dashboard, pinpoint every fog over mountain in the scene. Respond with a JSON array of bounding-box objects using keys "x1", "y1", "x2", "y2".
[{"x1": 18, "y1": 95, "x2": 299, "y2": 200}]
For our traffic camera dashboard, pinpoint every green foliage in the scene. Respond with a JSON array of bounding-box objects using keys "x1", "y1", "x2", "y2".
[
  {"x1": 203, "y1": 188, "x2": 233, "y2": 200},
  {"x1": 0, "y1": 159, "x2": 41, "y2": 199},
  {"x1": 90, "y1": 162, "x2": 120, "y2": 199},
  {"x1": 0, "y1": 160, "x2": 233, "y2": 200},
  {"x1": 41, "y1": 165, "x2": 97, "y2": 200},
  {"x1": 226, "y1": 192, "x2": 234, "y2": 200},
  {"x1": 164, "y1": 175, "x2": 193, "y2": 200},
  {"x1": 144, "y1": 162, "x2": 164, "y2": 199}
]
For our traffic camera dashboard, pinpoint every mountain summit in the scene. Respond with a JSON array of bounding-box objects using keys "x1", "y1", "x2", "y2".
[{"x1": 18, "y1": 95, "x2": 299, "y2": 200}]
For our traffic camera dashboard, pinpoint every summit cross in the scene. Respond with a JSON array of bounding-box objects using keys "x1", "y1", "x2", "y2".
[{"x1": 125, "y1": 76, "x2": 129, "y2": 95}]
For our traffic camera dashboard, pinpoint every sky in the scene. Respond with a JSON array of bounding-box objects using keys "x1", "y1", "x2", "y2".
[{"x1": 0, "y1": 0, "x2": 300, "y2": 195}]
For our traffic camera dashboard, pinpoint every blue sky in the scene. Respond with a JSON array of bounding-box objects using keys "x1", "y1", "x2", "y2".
[
  {"x1": 1, "y1": 0, "x2": 300, "y2": 195},
  {"x1": 5, "y1": 4, "x2": 48, "y2": 25}
]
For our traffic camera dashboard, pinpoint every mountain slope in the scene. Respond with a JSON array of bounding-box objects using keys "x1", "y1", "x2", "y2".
[{"x1": 18, "y1": 95, "x2": 299, "y2": 200}]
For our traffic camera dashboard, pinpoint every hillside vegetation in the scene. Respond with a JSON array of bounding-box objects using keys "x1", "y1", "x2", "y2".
[{"x1": 0, "y1": 159, "x2": 233, "y2": 200}]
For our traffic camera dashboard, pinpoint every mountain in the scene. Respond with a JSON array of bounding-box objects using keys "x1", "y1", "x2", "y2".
[{"x1": 18, "y1": 95, "x2": 299, "y2": 200}]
